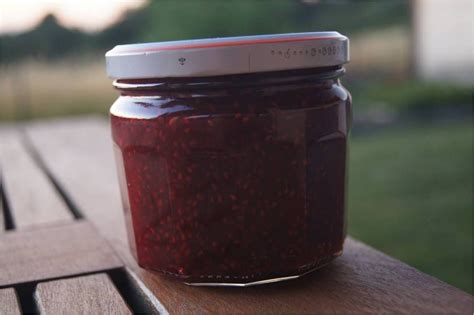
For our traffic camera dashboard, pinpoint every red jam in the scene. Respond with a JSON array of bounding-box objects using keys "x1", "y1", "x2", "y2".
[{"x1": 110, "y1": 67, "x2": 352, "y2": 284}]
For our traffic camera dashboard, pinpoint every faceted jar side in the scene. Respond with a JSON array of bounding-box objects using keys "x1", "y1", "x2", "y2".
[{"x1": 110, "y1": 73, "x2": 351, "y2": 285}]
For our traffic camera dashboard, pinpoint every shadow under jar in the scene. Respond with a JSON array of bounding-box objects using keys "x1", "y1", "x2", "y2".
[{"x1": 106, "y1": 32, "x2": 351, "y2": 286}]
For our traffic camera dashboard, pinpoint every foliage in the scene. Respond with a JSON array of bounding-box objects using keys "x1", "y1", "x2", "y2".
[
  {"x1": 0, "y1": 15, "x2": 88, "y2": 62},
  {"x1": 0, "y1": 0, "x2": 409, "y2": 64},
  {"x1": 139, "y1": 0, "x2": 408, "y2": 41},
  {"x1": 347, "y1": 80, "x2": 473, "y2": 111}
]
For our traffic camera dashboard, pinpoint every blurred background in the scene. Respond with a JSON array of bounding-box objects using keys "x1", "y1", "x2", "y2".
[{"x1": 0, "y1": 0, "x2": 472, "y2": 293}]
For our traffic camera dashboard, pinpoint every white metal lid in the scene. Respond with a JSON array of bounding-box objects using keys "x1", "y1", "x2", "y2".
[{"x1": 105, "y1": 32, "x2": 349, "y2": 79}]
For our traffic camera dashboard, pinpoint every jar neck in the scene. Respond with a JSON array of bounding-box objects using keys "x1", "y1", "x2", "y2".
[{"x1": 114, "y1": 66, "x2": 345, "y2": 96}]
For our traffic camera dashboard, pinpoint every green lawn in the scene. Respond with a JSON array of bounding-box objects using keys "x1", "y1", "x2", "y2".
[
  {"x1": 345, "y1": 80, "x2": 473, "y2": 112},
  {"x1": 348, "y1": 121, "x2": 473, "y2": 294}
]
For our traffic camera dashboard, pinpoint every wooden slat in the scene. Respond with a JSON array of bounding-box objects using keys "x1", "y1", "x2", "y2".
[
  {"x1": 115, "y1": 237, "x2": 474, "y2": 314},
  {"x1": 25, "y1": 117, "x2": 128, "y2": 246},
  {"x1": 0, "y1": 220, "x2": 122, "y2": 287},
  {"x1": 0, "y1": 128, "x2": 73, "y2": 229},
  {"x1": 35, "y1": 273, "x2": 131, "y2": 315},
  {"x1": 25, "y1": 117, "x2": 474, "y2": 314},
  {"x1": 0, "y1": 288, "x2": 21, "y2": 315}
]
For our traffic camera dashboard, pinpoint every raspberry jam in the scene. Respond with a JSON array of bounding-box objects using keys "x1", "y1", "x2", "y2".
[{"x1": 106, "y1": 32, "x2": 351, "y2": 285}]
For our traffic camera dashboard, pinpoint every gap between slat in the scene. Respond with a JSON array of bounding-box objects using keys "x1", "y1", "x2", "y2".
[
  {"x1": 19, "y1": 129, "x2": 84, "y2": 220},
  {"x1": 107, "y1": 269, "x2": 166, "y2": 315},
  {"x1": 15, "y1": 283, "x2": 39, "y2": 314},
  {"x1": 4, "y1": 268, "x2": 163, "y2": 315},
  {"x1": 0, "y1": 171, "x2": 16, "y2": 230},
  {"x1": 0, "y1": 128, "x2": 74, "y2": 227},
  {"x1": 0, "y1": 267, "x2": 123, "y2": 290}
]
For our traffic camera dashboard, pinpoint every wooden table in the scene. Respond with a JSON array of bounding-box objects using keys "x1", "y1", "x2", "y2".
[{"x1": 0, "y1": 116, "x2": 472, "y2": 314}]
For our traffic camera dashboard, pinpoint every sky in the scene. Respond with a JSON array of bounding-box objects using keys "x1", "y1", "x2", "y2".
[{"x1": 0, "y1": 0, "x2": 147, "y2": 35}]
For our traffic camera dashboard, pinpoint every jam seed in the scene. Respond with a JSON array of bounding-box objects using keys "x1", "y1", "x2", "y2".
[{"x1": 168, "y1": 117, "x2": 179, "y2": 127}]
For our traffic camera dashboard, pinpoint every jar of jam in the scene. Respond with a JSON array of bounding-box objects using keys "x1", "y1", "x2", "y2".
[{"x1": 106, "y1": 32, "x2": 351, "y2": 286}]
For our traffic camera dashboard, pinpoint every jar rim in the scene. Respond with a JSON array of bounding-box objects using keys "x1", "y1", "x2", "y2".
[
  {"x1": 113, "y1": 66, "x2": 345, "y2": 92},
  {"x1": 106, "y1": 32, "x2": 349, "y2": 80}
]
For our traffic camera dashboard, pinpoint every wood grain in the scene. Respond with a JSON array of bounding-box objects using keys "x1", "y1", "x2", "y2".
[
  {"x1": 0, "y1": 128, "x2": 73, "y2": 229},
  {"x1": 114, "y1": 238, "x2": 474, "y2": 315},
  {"x1": 0, "y1": 288, "x2": 21, "y2": 315},
  {"x1": 25, "y1": 118, "x2": 128, "y2": 246},
  {"x1": 35, "y1": 273, "x2": 131, "y2": 315},
  {"x1": 25, "y1": 117, "x2": 474, "y2": 314},
  {"x1": 0, "y1": 220, "x2": 122, "y2": 287}
]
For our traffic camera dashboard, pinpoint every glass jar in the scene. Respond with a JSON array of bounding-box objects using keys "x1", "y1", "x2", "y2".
[{"x1": 106, "y1": 32, "x2": 351, "y2": 286}]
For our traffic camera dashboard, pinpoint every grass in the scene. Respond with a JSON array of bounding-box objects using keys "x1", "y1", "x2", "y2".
[
  {"x1": 0, "y1": 59, "x2": 114, "y2": 121},
  {"x1": 348, "y1": 121, "x2": 473, "y2": 294},
  {"x1": 347, "y1": 80, "x2": 473, "y2": 113}
]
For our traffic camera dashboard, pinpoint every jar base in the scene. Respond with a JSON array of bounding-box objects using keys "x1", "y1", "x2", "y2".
[{"x1": 184, "y1": 251, "x2": 342, "y2": 287}]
